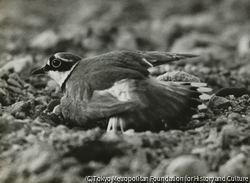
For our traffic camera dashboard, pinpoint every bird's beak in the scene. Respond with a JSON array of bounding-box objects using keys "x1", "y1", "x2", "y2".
[{"x1": 31, "y1": 65, "x2": 49, "y2": 75}]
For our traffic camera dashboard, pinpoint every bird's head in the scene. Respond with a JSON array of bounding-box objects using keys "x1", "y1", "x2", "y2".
[{"x1": 32, "y1": 52, "x2": 82, "y2": 87}]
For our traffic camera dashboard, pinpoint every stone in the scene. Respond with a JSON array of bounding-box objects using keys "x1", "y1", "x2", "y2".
[
  {"x1": 2, "y1": 55, "x2": 33, "y2": 73},
  {"x1": 208, "y1": 95, "x2": 231, "y2": 109},
  {"x1": 219, "y1": 153, "x2": 250, "y2": 177},
  {"x1": 6, "y1": 101, "x2": 29, "y2": 116},
  {"x1": 166, "y1": 155, "x2": 208, "y2": 177},
  {"x1": 30, "y1": 29, "x2": 60, "y2": 50}
]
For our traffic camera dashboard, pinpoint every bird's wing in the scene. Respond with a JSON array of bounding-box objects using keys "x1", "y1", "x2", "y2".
[
  {"x1": 133, "y1": 50, "x2": 198, "y2": 68},
  {"x1": 61, "y1": 77, "x2": 209, "y2": 131},
  {"x1": 69, "y1": 50, "x2": 198, "y2": 91},
  {"x1": 102, "y1": 50, "x2": 197, "y2": 69},
  {"x1": 84, "y1": 50, "x2": 198, "y2": 71},
  {"x1": 60, "y1": 79, "x2": 145, "y2": 126}
]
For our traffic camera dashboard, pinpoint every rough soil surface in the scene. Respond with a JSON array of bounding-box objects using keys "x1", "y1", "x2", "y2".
[{"x1": 1, "y1": 0, "x2": 250, "y2": 182}]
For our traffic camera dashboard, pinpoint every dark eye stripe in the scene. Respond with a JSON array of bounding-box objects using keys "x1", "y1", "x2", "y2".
[
  {"x1": 46, "y1": 59, "x2": 76, "y2": 72},
  {"x1": 47, "y1": 53, "x2": 81, "y2": 72},
  {"x1": 48, "y1": 55, "x2": 56, "y2": 64}
]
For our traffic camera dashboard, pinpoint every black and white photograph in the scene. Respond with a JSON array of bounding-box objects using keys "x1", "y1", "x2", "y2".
[{"x1": 0, "y1": 0, "x2": 250, "y2": 182}]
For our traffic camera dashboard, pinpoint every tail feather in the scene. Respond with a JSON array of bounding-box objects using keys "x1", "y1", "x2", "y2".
[
  {"x1": 107, "y1": 78, "x2": 211, "y2": 132},
  {"x1": 167, "y1": 82, "x2": 212, "y2": 100},
  {"x1": 165, "y1": 84, "x2": 201, "y2": 101}
]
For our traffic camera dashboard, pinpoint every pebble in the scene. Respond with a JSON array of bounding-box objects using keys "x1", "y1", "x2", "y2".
[
  {"x1": 198, "y1": 103, "x2": 208, "y2": 110},
  {"x1": 233, "y1": 106, "x2": 245, "y2": 113},
  {"x1": 32, "y1": 119, "x2": 51, "y2": 128},
  {"x1": 54, "y1": 124, "x2": 69, "y2": 131},
  {"x1": 191, "y1": 147, "x2": 207, "y2": 156},
  {"x1": 7, "y1": 78, "x2": 22, "y2": 88},
  {"x1": 0, "y1": 88, "x2": 10, "y2": 106},
  {"x1": 237, "y1": 34, "x2": 250, "y2": 57},
  {"x1": 187, "y1": 129, "x2": 199, "y2": 134},
  {"x1": 7, "y1": 85, "x2": 25, "y2": 95},
  {"x1": 23, "y1": 144, "x2": 57, "y2": 174},
  {"x1": 228, "y1": 112, "x2": 241, "y2": 120},
  {"x1": 7, "y1": 101, "x2": 28, "y2": 115},
  {"x1": 151, "y1": 159, "x2": 171, "y2": 177},
  {"x1": 170, "y1": 130, "x2": 183, "y2": 135},
  {"x1": 31, "y1": 126, "x2": 44, "y2": 134},
  {"x1": 0, "y1": 79, "x2": 8, "y2": 88},
  {"x1": 241, "y1": 94, "x2": 249, "y2": 100},
  {"x1": 30, "y1": 29, "x2": 60, "y2": 50},
  {"x1": 25, "y1": 134, "x2": 38, "y2": 143},
  {"x1": 115, "y1": 28, "x2": 137, "y2": 50},
  {"x1": 130, "y1": 150, "x2": 151, "y2": 174},
  {"x1": 145, "y1": 131, "x2": 153, "y2": 136},
  {"x1": 0, "y1": 88, "x2": 7, "y2": 96},
  {"x1": 208, "y1": 95, "x2": 231, "y2": 109},
  {"x1": 166, "y1": 155, "x2": 208, "y2": 176},
  {"x1": 123, "y1": 129, "x2": 135, "y2": 136},
  {"x1": 35, "y1": 96, "x2": 50, "y2": 106},
  {"x1": 0, "y1": 103, "x2": 2, "y2": 115},
  {"x1": 1, "y1": 113, "x2": 15, "y2": 121},
  {"x1": 101, "y1": 132, "x2": 123, "y2": 142},
  {"x1": 7, "y1": 101, "x2": 26, "y2": 115},
  {"x1": 81, "y1": 35, "x2": 104, "y2": 50},
  {"x1": 2, "y1": 55, "x2": 33, "y2": 73},
  {"x1": 9, "y1": 73, "x2": 25, "y2": 85},
  {"x1": 60, "y1": 157, "x2": 79, "y2": 169},
  {"x1": 219, "y1": 153, "x2": 249, "y2": 177},
  {"x1": 0, "y1": 68, "x2": 8, "y2": 78},
  {"x1": 204, "y1": 128, "x2": 220, "y2": 144},
  {"x1": 220, "y1": 125, "x2": 240, "y2": 149},
  {"x1": 0, "y1": 113, "x2": 27, "y2": 133},
  {"x1": 15, "y1": 112, "x2": 26, "y2": 119},
  {"x1": 124, "y1": 135, "x2": 142, "y2": 147}
]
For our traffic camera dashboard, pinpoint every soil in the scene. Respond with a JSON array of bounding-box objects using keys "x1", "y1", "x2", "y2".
[{"x1": 1, "y1": 0, "x2": 250, "y2": 182}]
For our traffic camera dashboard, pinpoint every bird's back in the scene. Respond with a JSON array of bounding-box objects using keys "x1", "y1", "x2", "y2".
[{"x1": 66, "y1": 51, "x2": 151, "y2": 91}]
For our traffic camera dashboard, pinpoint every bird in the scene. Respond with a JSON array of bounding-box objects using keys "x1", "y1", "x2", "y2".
[{"x1": 32, "y1": 50, "x2": 211, "y2": 132}]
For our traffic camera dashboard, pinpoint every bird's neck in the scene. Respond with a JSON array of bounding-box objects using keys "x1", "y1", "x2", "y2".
[{"x1": 48, "y1": 62, "x2": 79, "y2": 90}]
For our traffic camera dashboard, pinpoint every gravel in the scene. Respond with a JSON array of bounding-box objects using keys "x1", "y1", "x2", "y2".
[{"x1": 1, "y1": 0, "x2": 250, "y2": 182}]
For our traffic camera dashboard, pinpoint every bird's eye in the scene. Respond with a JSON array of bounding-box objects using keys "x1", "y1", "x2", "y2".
[{"x1": 51, "y1": 59, "x2": 61, "y2": 68}]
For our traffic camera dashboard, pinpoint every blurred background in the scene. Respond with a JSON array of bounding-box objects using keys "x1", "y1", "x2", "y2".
[
  {"x1": 1, "y1": 0, "x2": 250, "y2": 56},
  {"x1": 1, "y1": 0, "x2": 250, "y2": 89}
]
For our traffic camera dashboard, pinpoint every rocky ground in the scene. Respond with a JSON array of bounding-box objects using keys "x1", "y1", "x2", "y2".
[{"x1": 1, "y1": 0, "x2": 250, "y2": 182}]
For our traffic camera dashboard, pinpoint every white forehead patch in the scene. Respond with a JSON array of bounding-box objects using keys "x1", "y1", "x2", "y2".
[
  {"x1": 54, "y1": 53, "x2": 71, "y2": 62},
  {"x1": 48, "y1": 54, "x2": 70, "y2": 66}
]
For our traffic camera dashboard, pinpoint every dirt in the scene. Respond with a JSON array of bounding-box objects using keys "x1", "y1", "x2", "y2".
[{"x1": 1, "y1": 0, "x2": 250, "y2": 182}]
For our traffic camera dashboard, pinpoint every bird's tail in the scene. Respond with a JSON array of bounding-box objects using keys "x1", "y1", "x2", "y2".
[{"x1": 107, "y1": 78, "x2": 211, "y2": 132}]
